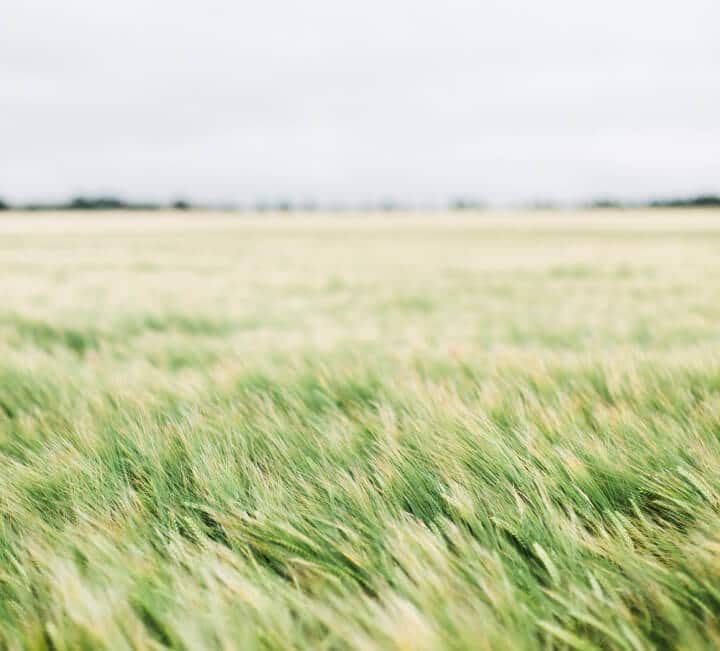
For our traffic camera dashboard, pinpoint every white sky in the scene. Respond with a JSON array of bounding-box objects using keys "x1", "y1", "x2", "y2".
[{"x1": 2, "y1": 0, "x2": 719, "y2": 205}]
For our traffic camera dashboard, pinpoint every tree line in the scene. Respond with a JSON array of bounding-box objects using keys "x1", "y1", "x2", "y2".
[{"x1": 0, "y1": 194, "x2": 719, "y2": 212}]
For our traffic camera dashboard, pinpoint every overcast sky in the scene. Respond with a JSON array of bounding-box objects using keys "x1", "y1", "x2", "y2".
[{"x1": 2, "y1": 0, "x2": 719, "y2": 206}]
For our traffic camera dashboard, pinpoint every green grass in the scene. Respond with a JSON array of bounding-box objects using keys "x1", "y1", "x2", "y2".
[{"x1": 2, "y1": 210, "x2": 720, "y2": 649}]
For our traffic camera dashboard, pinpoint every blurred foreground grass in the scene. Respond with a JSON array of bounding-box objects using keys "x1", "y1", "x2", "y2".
[{"x1": 2, "y1": 210, "x2": 720, "y2": 650}]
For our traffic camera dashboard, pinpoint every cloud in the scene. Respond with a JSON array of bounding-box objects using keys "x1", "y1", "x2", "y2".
[{"x1": 2, "y1": 0, "x2": 719, "y2": 204}]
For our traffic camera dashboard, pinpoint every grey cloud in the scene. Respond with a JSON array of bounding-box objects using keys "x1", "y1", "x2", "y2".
[{"x1": 2, "y1": 0, "x2": 719, "y2": 204}]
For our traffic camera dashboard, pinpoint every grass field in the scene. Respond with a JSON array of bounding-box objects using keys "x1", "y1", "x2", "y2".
[{"x1": 2, "y1": 209, "x2": 720, "y2": 650}]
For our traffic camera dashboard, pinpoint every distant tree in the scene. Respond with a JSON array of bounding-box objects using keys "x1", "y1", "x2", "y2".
[
  {"x1": 0, "y1": 197, "x2": 9, "y2": 210},
  {"x1": 650, "y1": 195, "x2": 720, "y2": 208},
  {"x1": 252, "y1": 200, "x2": 294, "y2": 212},
  {"x1": 450, "y1": 198, "x2": 486, "y2": 211},
  {"x1": 692, "y1": 195, "x2": 720, "y2": 206},
  {"x1": 172, "y1": 199, "x2": 191, "y2": 210},
  {"x1": 588, "y1": 198, "x2": 622, "y2": 209},
  {"x1": 67, "y1": 196, "x2": 129, "y2": 210}
]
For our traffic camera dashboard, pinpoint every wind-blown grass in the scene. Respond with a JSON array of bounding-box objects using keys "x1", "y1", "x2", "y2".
[{"x1": 1, "y1": 210, "x2": 720, "y2": 649}]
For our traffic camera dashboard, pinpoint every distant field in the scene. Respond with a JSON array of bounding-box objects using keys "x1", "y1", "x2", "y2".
[{"x1": 2, "y1": 209, "x2": 720, "y2": 650}]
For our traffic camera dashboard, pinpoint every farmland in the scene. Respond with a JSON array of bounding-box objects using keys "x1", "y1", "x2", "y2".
[{"x1": 2, "y1": 210, "x2": 720, "y2": 649}]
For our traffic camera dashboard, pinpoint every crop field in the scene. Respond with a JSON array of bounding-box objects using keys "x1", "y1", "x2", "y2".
[{"x1": 2, "y1": 209, "x2": 720, "y2": 650}]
